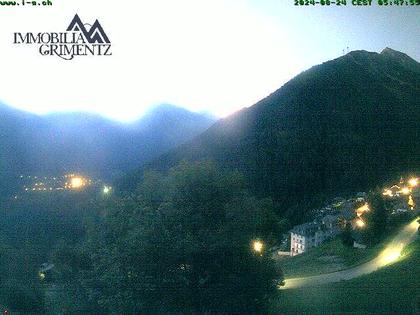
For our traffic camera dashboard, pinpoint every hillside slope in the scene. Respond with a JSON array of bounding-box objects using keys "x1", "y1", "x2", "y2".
[
  {"x1": 275, "y1": 239, "x2": 420, "y2": 314},
  {"x1": 123, "y1": 48, "x2": 420, "y2": 219}
]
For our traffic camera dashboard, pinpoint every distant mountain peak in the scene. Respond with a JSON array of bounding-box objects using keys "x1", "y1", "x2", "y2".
[
  {"x1": 343, "y1": 48, "x2": 418, "y2": 64},
  {"x1": 143, "y1": 104, "x2": 192, "y2": 116},
  {"x1": 125, "y1": 48, "x2": 420, "y2": 221},
  {"x1": 380, "y1": 47, "x2": 420, "y2": 72},
  {"x1": 334, "y1": 48, "x2": 419, "y2": 76},
  {"x1": 140, "y1": 104, "x2": 216, "y2": 123},
  {"x1": 134, "y1": 104, "x2": 217, "y2": 132},
  {"x1": 0, "y1": 102, "x2": 218, "y2": 197},
  {"x1": 381, "y1": 47, "x2": 406, "y2": 57}
]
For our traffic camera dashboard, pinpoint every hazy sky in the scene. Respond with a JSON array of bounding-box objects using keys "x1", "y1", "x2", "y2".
[{"x1": 0, "y1": 0, "x2": 418, "y2": 122}]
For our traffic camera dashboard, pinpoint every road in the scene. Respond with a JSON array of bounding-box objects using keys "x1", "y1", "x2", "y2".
[{"x1": 282, "y1": 217, "x2": 419, "y2": 289}]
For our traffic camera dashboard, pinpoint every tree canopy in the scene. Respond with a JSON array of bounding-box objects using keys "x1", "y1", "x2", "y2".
[{"x1": 54, "y1": 161, "x2": 283, "y2": 314}]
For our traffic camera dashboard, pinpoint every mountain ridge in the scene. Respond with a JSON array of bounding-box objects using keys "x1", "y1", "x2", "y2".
[
  {"x1": 121, "y1": 48, "x2": 420, "y2": 220},
  {"x1": 0, "y1": 104, "x2": 216, "y2": 196}
]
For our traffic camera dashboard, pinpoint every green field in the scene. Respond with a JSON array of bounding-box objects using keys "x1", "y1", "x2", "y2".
[
  {"x1": 272, "y1": 239, "x2": 420, "y2": 315},
  {"x1": 278, "y1": 229, "x2": 404, "y2": 279}
]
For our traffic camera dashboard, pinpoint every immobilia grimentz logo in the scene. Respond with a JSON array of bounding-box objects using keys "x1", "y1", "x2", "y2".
[{"x1": 13, "y1": 14, "x2": 112, "y2": 60}]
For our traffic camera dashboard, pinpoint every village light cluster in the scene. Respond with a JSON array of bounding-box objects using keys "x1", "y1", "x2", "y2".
[
  {"x1": 22, "y1": 173, "x2": 92, "y2": 192},
  {"x1": 382, "y1": 176, "x2": 417, "y2": 210},
  {"x1": 353, "y1": 203, "x2": 370, "y2": 229},
  {"x1": 18, "y1": 173, "x2": 115, "y2": 200},
  {"x1": 290, "y1": 175, "x2": 418, "y2": 256},
  {"x1": 383, "y1": 177, "x2": 418, "y2": 197},
  {"x1": 19, "y1": 173, "x2": 114, "y2": 194}
]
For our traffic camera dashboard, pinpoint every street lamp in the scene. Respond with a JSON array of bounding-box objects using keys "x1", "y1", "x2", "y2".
[
  {"x1": 70, "y1": 177, "x2": 85, "y2": 189},
  {"x1": 356, "y1": 219, "x2": 365, "y2": 228},
  {"x1": 103, "y1": 186, "x2": 112, "y2": 195},
  {"x1": 356, "y1": 203, "x2": 370, "y2": 217},
  {"x1": 400, "y1": 187, "x2": 411, "y2": 195},
  {"x1": 252, "y1": 240, "x2": 264, "y2": 254},
  {"x1": 382, "y1": 189, "x2": 393, "y2": 197},
  {"x1": 408, "y1": 177, "x2": 418, "y2": 188},
  {"x1": 408, "y1": 195, "x2": 415, "y2": 210},
  {"x1": 39, "y1": 271, "x2": 46, "y2": 281}
]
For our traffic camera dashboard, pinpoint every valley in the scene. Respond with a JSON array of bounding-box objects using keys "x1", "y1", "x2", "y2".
[{"x1": 0, "y1": 48, "x2": 418, "y2": 314}]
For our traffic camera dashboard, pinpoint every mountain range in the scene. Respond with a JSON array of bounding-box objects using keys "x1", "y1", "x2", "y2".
[
  {"x1": 121, "y1": 48, "x2": 420, "y2": 220},
  {"x1": 0, "y1": 104, "x2": 216, "y2": 196}
]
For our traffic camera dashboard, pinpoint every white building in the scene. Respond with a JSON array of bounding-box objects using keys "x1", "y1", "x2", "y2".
[
  {"x1": 290, "y1": 222, "x2": 328, "y2": 256},
  {"x1": 290, "y1": 214, "x2": 343, "y2": 256}
]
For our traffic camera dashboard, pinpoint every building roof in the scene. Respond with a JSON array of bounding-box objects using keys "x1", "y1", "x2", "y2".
[
  {"x1": 322, "y1": 214, "x2": 340, "y2": 224},
  {"x1": 290, "y1": 222, "x2": 320, "y2": 237},
  {"x1": 340, "y1": 210, "x2": 355, "y2": 221}
]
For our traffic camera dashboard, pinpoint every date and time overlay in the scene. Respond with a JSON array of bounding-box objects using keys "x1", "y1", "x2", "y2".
[{"x1": 295, "y1": 0, "x2": 419, "y2": 6}]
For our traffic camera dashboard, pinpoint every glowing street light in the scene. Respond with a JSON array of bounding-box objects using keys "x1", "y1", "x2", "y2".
[
  {"x1": 382, "y1": 189, "x2": 393, "y2": 197},
  {"x1": 380, "y1": 243, "x2": 403, "y2": 265},
  {"x1": 252, "y1": 240, "x2": 264, "y2": 253},
  {"x1": 356, "y1": 203, "x2": 370, "y2": 217},
  {"x1": 408, "y1": 177, "x2": 418, "y2": 188},
  {"x1": 382, "y1": 249, "x2": 401, "y2": 264},
  {"x1": 103, "y1": 186, "x2": 112, "y2": 194},
  {"x1": 356, "y1": 219, "x2": 365, "y2": 228},
  {"x1": 39, "y1": 272, "x2": 46, "y2": 281},
  {"x1": 408, "y1": 195, "x2": 415, "y2": 210},
  {"x1": 70, "y1": 177, "x2": 84, "y2": 189},
  {"x1": 400, "y1": 187, "x2": 411, "y2": 195}
]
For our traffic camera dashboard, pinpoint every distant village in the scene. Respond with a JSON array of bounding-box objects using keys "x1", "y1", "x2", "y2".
[
  {"x1": 15, "y1": 173, "x2": 112, "y2": 196},
  {"x1": 14, "y1": 173, "x2": 419, "y2": 257},
  {"x1": 289, "y1": 177, "x2": 418, "y2": 256}
]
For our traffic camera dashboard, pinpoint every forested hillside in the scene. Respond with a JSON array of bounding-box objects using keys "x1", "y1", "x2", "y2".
[{"x1": 122, "y1": 49, "x2": 420, "y2": 220}]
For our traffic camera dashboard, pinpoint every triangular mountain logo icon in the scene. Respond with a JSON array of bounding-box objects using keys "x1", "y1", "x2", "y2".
[
  {"x1": 67, "y1": 14, "x2": 110, "y2": 44},
  {"x1": 13, "y1": 14, "x2": 112, "y2": 60}
]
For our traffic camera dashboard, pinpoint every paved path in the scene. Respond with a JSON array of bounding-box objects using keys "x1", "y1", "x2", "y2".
[{"x1": 282, "y1": 217, "x2": 419, "y2": 289}]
